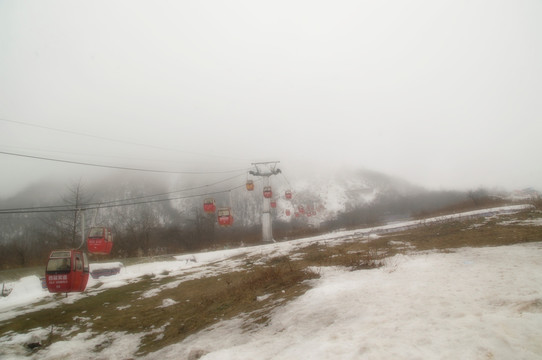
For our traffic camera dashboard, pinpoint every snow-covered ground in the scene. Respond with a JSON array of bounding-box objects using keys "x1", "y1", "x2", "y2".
[
  {"x1": 151, "y1": 243, "x2": 542, "y2": 360},
  {"x1": 1, "y1": 205, "x2": 541, "y2": 359}
]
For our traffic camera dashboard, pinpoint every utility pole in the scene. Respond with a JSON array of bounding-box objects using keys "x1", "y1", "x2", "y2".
[
  {"x1": 81, "y1": 209, "x2": 85, "y2": 248},
  {"x1": 76, "y1": 208, "x2": 86, "y2": 250},
  {"x1": 249, "y1": 161, "x2": 281, "y2": 242}
]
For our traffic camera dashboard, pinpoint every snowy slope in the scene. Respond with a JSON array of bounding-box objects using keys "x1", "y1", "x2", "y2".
[{"x1": 149, "y1": 243, "x2": 542, "y2": 360}]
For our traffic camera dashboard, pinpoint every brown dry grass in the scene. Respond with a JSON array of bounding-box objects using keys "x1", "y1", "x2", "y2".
[{"x1": 398, "y1": 210, "x2": 542, "y2": 251}]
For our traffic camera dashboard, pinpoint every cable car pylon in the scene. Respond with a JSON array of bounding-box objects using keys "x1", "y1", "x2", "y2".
[{"x1": 249, "y1": 161, "x2": 281, "y2": 242}]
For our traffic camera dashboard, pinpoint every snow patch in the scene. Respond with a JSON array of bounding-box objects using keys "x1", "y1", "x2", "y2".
[
  {"x1": 158, "y1": 299, "x2": 179, "y2": 308},
  {"x1": 256, "y1": 294, "x2": 272, "y2": 302}
]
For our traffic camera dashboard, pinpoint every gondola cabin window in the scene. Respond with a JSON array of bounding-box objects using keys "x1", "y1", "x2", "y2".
[
  {"x1": 75, "y1": 254, "x2": 82, "y2": 271},
  {"x1": 46, "y1": 252, "x2": 71, "y2": 272}
]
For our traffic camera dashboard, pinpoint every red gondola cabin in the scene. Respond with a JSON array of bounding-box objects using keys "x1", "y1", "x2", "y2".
[
  {"x1": 45, "y1": 250, "x2": 89, "y2": 293},
  {"x1": 204, "y1": 198, "x2": 216, "y2": 213},
  {"x1": 263, "y1": 186, "x2": 272, "y2": 198},
  {"x1": 285, "y1": 190, "x2": 292, "y2": 200},
  {"x1": 217, "y1": 207, "x2": 234, "y2": 226},
  {"x1": 87, "y1": 227, "x2": 113, "y2": 255},
  {"x1": 270, "y1": 200, "x2": 277, "y2": 208}
]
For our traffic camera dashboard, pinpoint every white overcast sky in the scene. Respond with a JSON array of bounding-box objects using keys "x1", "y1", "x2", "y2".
[{"x1": 1, "y1": 0, "x2": 541, "y2": 197}]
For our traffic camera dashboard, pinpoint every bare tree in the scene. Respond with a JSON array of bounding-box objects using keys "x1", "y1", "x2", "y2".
[{"x1": 57, "y1": 179, "x2": 93, "y2": 249}]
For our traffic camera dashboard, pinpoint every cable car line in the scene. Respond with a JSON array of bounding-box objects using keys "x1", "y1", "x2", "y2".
[
  {"x1": 70, "y1": 172, "x2": 247, "y2": 208},
  {"x1": 0, "y1": 173, "x2": 248, "y2": 213},
  {"x1": 0, "y1": 174, "x2": 244, "y2": 212},
  {"x1": 0, "y1": 150, "x2": 250, "y2": 175},
  {"x1": 87, "y1": 181, "x2": 250, "y2": 211},
  {"x1": 280, "y1": 172, "x2": 293, "y2": 189},
  {"x1": 0, "y1": 180, "x2": 253, "y2": 215},
  {"x1": 80, "y1": 181, "x2": 248, "y2": 211}
]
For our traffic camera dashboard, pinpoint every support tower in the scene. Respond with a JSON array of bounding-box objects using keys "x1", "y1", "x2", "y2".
[{"x1": 249, "y1": 161, "x2": 281, "y2": 242}]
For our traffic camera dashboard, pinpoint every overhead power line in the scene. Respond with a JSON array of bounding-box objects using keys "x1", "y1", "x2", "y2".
[
  {"x1": 0, "y1": 117, "x2": 249, "y2": 162},
  {"x1": 0, "y1": 150, "x2": 250, "y2": 175}
]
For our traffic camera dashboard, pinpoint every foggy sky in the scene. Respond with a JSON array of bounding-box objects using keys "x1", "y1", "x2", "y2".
[{"x1": 1, "y1": 0, "x2": 541, "y2": 198}]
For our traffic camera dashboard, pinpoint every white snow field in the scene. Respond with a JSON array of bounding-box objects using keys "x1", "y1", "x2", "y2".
[
  {"x1": 154, "y1": 243, "x2": 542, "y2": 360},
  {"x1": 1, "y1": 205, "x2": 541, "y2": 359}
]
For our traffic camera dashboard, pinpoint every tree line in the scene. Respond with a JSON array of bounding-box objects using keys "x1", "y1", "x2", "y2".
[{"x1": 0, "y1": 175, "x2": 522, "y2": 270}]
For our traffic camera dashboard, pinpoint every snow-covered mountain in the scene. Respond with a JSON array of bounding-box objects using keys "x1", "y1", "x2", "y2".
[{"x1": 1, "y1": 167, "x2": 421, "y2": 227}]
